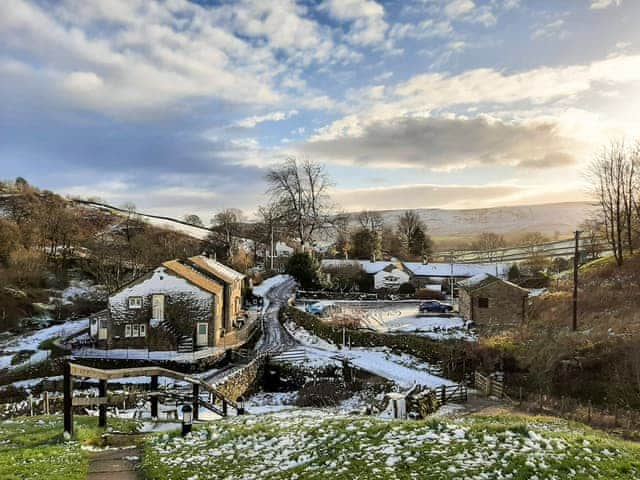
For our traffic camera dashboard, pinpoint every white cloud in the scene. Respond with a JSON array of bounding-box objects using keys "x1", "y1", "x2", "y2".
[
  {"x1": 532, "y1": 19, "x2": 566, "y2": 40},
  {"x1": 444, "y1": 0, "x2": 476, "y2": 19},
  {"x1": 319, "y1": 0, "x2": 388, "y2": 46},
  {"x1": 590, "y1": 0, "x2": 623, "y2": 10},
  {"x1": 235, "y1": 110, "x2": 298, "y2": 128}
]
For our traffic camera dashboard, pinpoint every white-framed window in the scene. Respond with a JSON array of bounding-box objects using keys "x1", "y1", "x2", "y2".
[
  {"x1": 132, "y1": 324, "x2": 139, "y2": 337},
  {"x1": 128, "y1": 296, "x2": 143, "y2": 309},
  {"x1": 125, "y1": 324, "x2": 132, "y2": 337},
  {"x1": 139, "y1": 324, "x2": 146, "y2": 337}
]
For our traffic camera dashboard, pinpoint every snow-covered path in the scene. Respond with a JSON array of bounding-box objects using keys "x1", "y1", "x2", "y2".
[{"x1": 254, "y1": 275, "x2": 297, "y2": 353}]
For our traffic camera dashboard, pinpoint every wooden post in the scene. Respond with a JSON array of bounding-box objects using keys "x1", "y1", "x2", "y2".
[
  {"x1": 63, "y1": 362, "x2": 73, "y2": 437},
  {"x1": 440, "y1": 385, "x2": 446, "y2": 405},
  {"x1": 44, "y1": 391, "x2": 50, "y2": 415},
  {"x1": 150, "y1": 375, "x2": 159, "y2": 419},
  {"x1": 572, "y1": 230, "x2": 581, "y2": 331},
  {"x1": 98, "y1": 379, "x2": 107, "y2": 428},
  {"x1": 222, "y1": 399, "x2": 228, "y2": 417},
  {"x1": 192, "y1": 384, "x2": 200, "y2": 421}
]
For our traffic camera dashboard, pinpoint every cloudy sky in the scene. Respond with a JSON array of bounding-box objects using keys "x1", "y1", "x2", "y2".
[{"x1": 1, "y1": 0, "x2": 639, "y2": 220}]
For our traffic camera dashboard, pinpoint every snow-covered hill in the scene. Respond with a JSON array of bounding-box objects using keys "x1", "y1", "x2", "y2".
[{"x1": 354, "y1": 202, "x2": 596, "y2": 238}]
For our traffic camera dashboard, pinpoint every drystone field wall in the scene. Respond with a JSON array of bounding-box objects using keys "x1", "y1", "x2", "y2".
[{"x1": 214, "y1": 356, "x2": 266, "y2": 401}]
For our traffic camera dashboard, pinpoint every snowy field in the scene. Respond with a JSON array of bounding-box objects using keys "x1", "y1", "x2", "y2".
[
  {"x1": 298, "y1": 301, "x2": 476, "y2": 341},
  {"x1": 142, "y1": 410, "x2": 640, "y2": 480},
  {"x1": 283, "y1": 320, "x2": 454, "y2": 389}
]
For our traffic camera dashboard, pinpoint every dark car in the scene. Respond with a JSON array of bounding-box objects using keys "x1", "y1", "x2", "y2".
[{"x1": 418, "y1": 300, "x2": 453, "y2": 313}]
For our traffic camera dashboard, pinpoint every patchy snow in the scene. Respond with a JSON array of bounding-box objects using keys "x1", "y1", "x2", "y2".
[
  {"x1": 284, "y1": 321, "x2": 454, "y2": 389},
  {"x1": 403, "y1": 262, "x2": 508, "y2": 278},
  {"x1": 252, "y1": 274, "x2": 293, "y2": 298},
  {"x1": 0, "y1": 318, "x2": 88, "y2": 354},
  {"x1": 72, "y1": 346, "x2": 224, "y2": 362}
]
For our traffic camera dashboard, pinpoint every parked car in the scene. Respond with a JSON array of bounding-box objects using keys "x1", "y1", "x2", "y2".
[{"x1": 418, "y1": 300, "x2": 453, "y2": 313}]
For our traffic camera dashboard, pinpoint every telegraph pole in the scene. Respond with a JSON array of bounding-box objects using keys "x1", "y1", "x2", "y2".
[{"x1": 572, "y1": 230, "x2": 581, "y2": 332}]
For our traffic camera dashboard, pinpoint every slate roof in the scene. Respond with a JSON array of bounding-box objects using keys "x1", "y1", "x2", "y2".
[
  {"x1": 162, "y1": 260, "x2": 224, "y2": 295},
  {"x1": 458, "y1": 273, "x2": 528, "y2": 294},
  {"x1": 188, "y1": 255, "x2": 246, "y2": 284}
]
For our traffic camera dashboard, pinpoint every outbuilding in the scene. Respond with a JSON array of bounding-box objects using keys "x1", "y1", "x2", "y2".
[{"x1": 458, "y1": 273, "x2": 528, "y2": 329}]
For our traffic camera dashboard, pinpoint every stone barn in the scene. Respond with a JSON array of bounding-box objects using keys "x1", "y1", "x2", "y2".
[{"x1": 458, "y1": 274, "x2": 528, "y2": 329}]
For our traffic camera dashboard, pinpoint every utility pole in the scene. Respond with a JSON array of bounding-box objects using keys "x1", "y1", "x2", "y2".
[{"x1": 572, "y1": 230, "x2": 581, "y2": 332}]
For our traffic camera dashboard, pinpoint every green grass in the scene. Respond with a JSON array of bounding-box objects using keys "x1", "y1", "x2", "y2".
[
  {"x1": 141, "y1": 411, "x2": 640, "y2": 480},
  {"x1": 0, "y1": 415, "x2": 139, "y2": 480}
]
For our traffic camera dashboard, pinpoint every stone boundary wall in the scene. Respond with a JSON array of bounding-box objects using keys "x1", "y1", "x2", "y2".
[{"x1": 214, "y1": 355, "x2": 267, "y2": 401}]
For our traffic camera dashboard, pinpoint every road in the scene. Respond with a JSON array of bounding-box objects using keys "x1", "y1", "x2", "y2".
[{"x1": 254, "y1": 277, "x2": 298, "y2": 353}]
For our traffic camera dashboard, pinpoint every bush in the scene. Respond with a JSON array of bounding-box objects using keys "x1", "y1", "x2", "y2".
[{"x1": 397, "y1": 282, "x2": 416, "y2": 295}]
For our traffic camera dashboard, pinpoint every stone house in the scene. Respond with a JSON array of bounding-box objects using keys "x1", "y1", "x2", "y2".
[
  {"x1": 320, "y1": 259, "x2": 410, "y2": 291},
  {"x1": 92, "y1": 255, "x2": 249, "y2": 353},
  {"x1": 458, "y1": 274, "x2": 529, "y2": 329}
]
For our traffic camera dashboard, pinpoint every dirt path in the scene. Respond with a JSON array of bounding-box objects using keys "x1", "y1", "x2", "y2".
[{"x1": 86, "y1": 447, "x2": 141, "y2": 480}]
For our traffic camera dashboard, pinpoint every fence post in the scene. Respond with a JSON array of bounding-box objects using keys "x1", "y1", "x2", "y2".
[
  {"x1": 98, "y1": 379, "x2": 107, "y2": 428},
  {"x1": 441, "y1": 385, "x2": 446, "y2": 405},
  {"x1": 63, "y1": 362, "x2": 73, "y2": 437}
]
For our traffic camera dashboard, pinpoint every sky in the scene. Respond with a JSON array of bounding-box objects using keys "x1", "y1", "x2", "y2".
[{"x1": 1, "y1": 0, "x2": 639, "y2": 221}]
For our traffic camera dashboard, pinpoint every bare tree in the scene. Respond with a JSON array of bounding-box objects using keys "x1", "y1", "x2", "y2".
[
  {"x1": 265, "y1": 157, "x2": 334, "y2": 251},
  {"x1": 588, "y1": 141, "x2": 636, "y2": 265},
  {"x1": 183, "y1": 214, "x2": 204, "y2": 227},
  {"x1": 471, "y1": 232, "x2": 507, "y2": 263},
  {"x1": 210, "y1": 208, "x2": 243, "y2": 258},
  {"x1": 397, "y1": 210, "x2": 425, "y2": 258},
  {"x1": 357, "y1": 210, "x2": 384, "y2": 231}
]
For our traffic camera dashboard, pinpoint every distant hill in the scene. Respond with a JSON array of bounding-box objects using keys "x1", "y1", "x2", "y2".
[
  {"x1": 73, "y1": 199, "x2": 597, "y2": 244},
  {"x1": 352, "y1": 202, "x2": 597, "y2": 239}
]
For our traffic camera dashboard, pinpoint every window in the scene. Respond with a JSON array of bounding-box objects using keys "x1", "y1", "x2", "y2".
[
  {"x1": 478, "y1": 297, "x2": 489, "y2": 308},
  {"x1": 139, "y1": 324, "x2": 146, "y2": 337},
  {"x1": 125, "y1": 324, "x2": 132, "y2": 337},
  {"x1": 198, "y1": 323, "x2": 208, "y2": 335},
  {"x1": 128, "y1": 296, "x2": 142, "y2": 309},
  {"x1": 125, "y1": 323, "x2": 146, "y2": 337},
  {"x1": 132, "y1": 324, "x2": 139, "y2": 337}
]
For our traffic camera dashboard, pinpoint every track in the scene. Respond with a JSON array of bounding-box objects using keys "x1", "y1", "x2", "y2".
[{"x1": 254, "y1": 277, "x2": 298, "y2": 353}]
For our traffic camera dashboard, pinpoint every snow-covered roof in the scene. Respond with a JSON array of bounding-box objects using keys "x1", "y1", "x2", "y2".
[
  {"x1": 403, "y1": 262, "x2": 508, "y2": 278},
  {"x1": 320, "y1": 259, "x2": 397, "y2": 274},
  {"x1": 458, "y1": 273, "x2": 528, "y2": 293},
  {"x1": 188, "y1": 255, "x2": 246, "y2": 283}
]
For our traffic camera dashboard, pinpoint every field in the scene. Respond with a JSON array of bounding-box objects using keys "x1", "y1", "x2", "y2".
[
  {"x1": 141, "y1": 410, "x2": 640, "y2": 480},
  {"x1": 0, "y1": 415, "x2": 138, "y2": 480}
]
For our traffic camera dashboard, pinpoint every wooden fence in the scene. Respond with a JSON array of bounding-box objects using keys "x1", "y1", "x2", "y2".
[
  {"x1": 474, "y1": 371, "x2": 505, "y2": 398},
  {"x1": 435, "y1": 384, "x2": 468, "y2": 406}
]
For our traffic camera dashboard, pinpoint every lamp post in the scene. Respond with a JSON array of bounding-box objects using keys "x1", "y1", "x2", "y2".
[{"x1": 181, "y1": 404, "x2": 193, "y2": 437}]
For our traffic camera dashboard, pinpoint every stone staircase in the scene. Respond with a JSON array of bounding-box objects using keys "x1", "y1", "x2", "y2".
[{"x1": 158, "y1": 320, "x2": 195, "y2": 353}]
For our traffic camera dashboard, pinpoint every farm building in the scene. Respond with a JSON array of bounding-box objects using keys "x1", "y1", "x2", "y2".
[
  {"x1": 403, "y1": 262, "x2": 509, "y2": 290},
  {"x1": 91, "y1": 255, "x2": 253, "y2": 353},
  {"x1": 457, "y1": 274, "x2": 528, "y2": 329}
]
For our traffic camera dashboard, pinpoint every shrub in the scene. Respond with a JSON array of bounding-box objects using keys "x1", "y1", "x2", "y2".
[{"x1": 397, "y1": 282, "x2": 416, "y2": 295}]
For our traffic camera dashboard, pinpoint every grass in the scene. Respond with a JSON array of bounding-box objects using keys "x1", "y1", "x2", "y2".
[
  {"x1": 141, "y1": 411, "x2": 640, "y2": 479},
  {"x1": 0, "y1": 415, "x2": 139, "y2": 480}
]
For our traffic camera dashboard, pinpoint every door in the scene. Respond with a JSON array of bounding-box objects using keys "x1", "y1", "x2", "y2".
[
  {"x1": 98, "y1": 318, "x2": 108, "y2": 340},
  {"x1": 197, "y1": 322, "x2": 208, "y2": 347},
  {"x1": 152, "y1": 294, "x2": 165, "y2": 321}
]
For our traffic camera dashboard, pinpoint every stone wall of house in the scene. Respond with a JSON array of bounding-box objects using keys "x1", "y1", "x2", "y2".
[
  {"x1": 104, "y1": 267, "x2": 216, "y2": 350},
  {"x1": 214, "y1": 356, "x2": 266, "y2": 401},
  {"x1": 462, "y1": 281, "x2": 527, "y2": 328}
]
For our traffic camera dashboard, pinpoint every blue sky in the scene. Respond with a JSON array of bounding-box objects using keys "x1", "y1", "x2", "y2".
[{"x1": 1, "y1": 0, "x2": 639, "y2": 220}]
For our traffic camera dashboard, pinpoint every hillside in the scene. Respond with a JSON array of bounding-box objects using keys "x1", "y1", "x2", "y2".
[
  {"x1": 355, "y1": 202, "x2": 597, "y2": 239},
  {"x1": 75, "y1": 199, "x2": 596, "y2": 244}
]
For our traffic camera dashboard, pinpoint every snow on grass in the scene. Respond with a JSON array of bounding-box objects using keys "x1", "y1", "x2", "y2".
[
  {"x1": 0, "y1": 415, "x2": 138, "y2": 480},
  {"x1": 284, "y1": 321, "x2": 453, "y2": 389},
  {"x1": 0, "y1": 318, "x2": 88, "y2": 354},
  {"x1": 142, "y1": 412, "x2": 640, "y2": 480}
]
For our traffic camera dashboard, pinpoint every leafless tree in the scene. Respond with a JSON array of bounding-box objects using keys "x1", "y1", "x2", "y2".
[
  {"x1": 397, "y1": 210, "x2": 424, "y2": 256},
  {"x1": 183, "y1": 214, "x2": 204, "y2": 227},
  {"x1": 472, "y1": 232, "x2": 507, "y2": 262},
  {"x1": 265, "y1": 157, "x2": 334, "y2": 251},
  {"x1": 588, "y1": 141, "x2": 637, "y2": 265}
]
